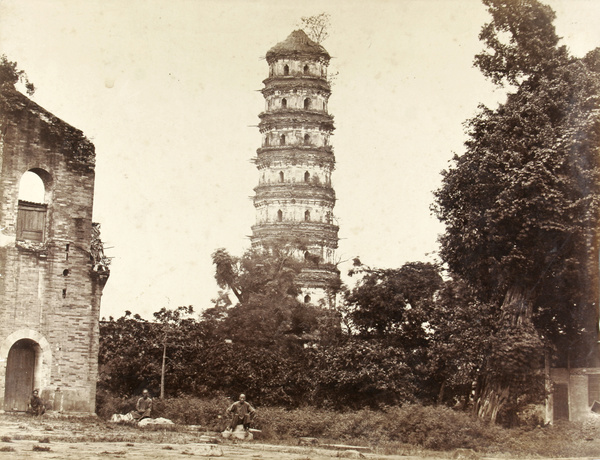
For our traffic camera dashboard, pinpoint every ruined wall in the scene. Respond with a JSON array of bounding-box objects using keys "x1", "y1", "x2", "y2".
[
  {"x1": 549, "y1": 367, "x2": 600, "y2": 422},
  {"x1": 0, "y1": 90, "x2": 108, "y2": 413}
]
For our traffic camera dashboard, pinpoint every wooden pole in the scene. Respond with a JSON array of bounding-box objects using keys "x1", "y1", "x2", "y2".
[{"x1": 160, "y1": 337, "x2": 166, "y2": 399}]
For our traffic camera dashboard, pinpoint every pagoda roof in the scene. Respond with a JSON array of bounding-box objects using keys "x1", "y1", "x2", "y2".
[{"x1": 266, "y1": 30, "x2": 330, "y2": 62}]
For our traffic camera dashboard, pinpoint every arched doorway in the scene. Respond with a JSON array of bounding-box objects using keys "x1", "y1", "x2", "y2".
[{"x1": 4, "y1": 339, "x2": 40, "y2": 411}]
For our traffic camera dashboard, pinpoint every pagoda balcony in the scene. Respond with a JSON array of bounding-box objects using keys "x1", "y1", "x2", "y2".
[
  {"x1": 258, "y1": 111, "x2": 334, "y2": 133},
  {"x1": 255, "y1": 145, "x2": 333, "y2": 155},
  {"x1": 251, "y1": 221, "x2": 339, "y2": 246},
  {"x1": 296, "y1": 266, "x2": 342, "y2": 289},
  {"x1": 259, "y1": 109, "x2": 333, "y2": 122},
  {"x1": 253, "y1": 183, "x2": 336, "y2": 201},
  {"x1": 253, "y1": 148, "x2": 336, "y2": 171},
  {"x1": 262, "y1": 76, "x2": 331, "y2": 94}
]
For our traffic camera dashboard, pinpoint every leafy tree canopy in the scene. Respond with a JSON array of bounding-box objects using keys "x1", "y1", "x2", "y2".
[
  {"x1": 474, "y1": 0, "x2": 569, "y2": 86},
  {"x1": 434, "y1": 0, "x2": 600, "y2": 335},
  {"x1": 345, "y1": 261, "x2": 443, "y2": 350},
  {"x1": 0, "y1": 54, "x2": 35, "y2": 95},
  {"x1": 209, "y1": 243, "x2": 340, "y2": 348}
]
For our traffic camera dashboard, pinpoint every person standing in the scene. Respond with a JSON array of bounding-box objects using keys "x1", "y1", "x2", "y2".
[{"x1": 227, "y1": 394, "x2": 255, "y2": 431}]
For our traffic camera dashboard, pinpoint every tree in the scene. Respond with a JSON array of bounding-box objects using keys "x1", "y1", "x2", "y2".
[
  {"x1": 433, "y1": 0, "x2": 600, "y2": 423},
  {"x1": 152, "y1": 305, "x2": 195, "y2": 398},
  {"x1": 345, "y1": 261, "x2": 443, "y2": 345},
  {"x1": 209, "y1": 243, "x2": 341, "y2": 348},
  {"x1": 426, "y1": 276, "x2": 497, "y2": 406},
  {"x1": 343, "y1": 261, "x2": 448, "y2": 403},
  {"x1": 98, "y1": 312, "x2": 161, "y2": 396},
  {"x1": 473, "y1": 0, "x2": 568, "y2": 86},
  {"x1": 99, "y1": 307, "x2": 204, "y2": 398},
  {"x1": 298, "y1": 13, "x2": 331, "y2": 44},
  {"x1": 303, "y1": 339, "x2": 417, "y2": 409},
  {"x1": 0, "y1": 54, "x2": 35, "y2": 95}
]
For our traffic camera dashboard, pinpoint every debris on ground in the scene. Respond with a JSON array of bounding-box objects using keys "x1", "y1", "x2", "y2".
[
  {"x1": 138, "y1": 417, "x2": 174, "y2": 427},
  {"x1": 222, "y1": 424, "x2": 253, "y2": 441}
]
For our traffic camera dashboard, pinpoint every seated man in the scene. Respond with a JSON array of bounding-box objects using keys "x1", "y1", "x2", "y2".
[
  {"x1": 130, "y1": 389, "x2": 152, "y2": 421},
  {"x1": 28, "y1": 389, "x2": 45, "y2": 416},
  {"x1": 226, "y1": 393, "x2": 255, "y2": 431}
]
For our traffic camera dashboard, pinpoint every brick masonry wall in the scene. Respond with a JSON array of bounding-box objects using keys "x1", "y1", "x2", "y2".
[{"x1": 0, "y1": 92, "x2": 105, "y2": 413}]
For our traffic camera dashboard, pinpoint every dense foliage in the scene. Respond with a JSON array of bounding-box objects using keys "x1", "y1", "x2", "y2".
[
  {"x1": 100, "y1": 250, "x2": 447, "y2": 409},
  {"x1": 434, "y1": 0, "x2": 600, "y2": 423}
]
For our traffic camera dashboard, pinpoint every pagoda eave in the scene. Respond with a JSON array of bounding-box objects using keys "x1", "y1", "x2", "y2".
[
  {"x1": 253, "y1": 185, "x2": 335, "y2": 202},
  {"x1": 262, "y1": 78, "x2": 331, "y2": 95}
]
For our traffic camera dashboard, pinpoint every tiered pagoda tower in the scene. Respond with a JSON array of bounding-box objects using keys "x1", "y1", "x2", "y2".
[{"x1": 251, "y1": 30, "x2": 340, "y2": 305}]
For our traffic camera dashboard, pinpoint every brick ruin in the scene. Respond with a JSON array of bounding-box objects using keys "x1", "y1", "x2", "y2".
[
  {"x1": 252, "y1": 30, "x2": 340, "y2": 306},
  {"x1": 0, "y1": 88, "x2": 109, "y2": 413}
]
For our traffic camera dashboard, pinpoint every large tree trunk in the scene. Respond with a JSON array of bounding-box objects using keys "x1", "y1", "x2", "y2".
[
  {"x1": 500, "y1": 284, "x2": 531, "y2": 325},
  {"x1": 473, "y1": 284, "x2": 534, "y2": 424},
  {"x1": 473, "y1": 374, "x2": 510, "y2": 423},
  {"x1": 437, "y1": 380, "x2": 446, "y2": 405}
]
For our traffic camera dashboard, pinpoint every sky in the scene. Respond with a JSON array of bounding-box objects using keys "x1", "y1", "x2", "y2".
[{"x1": 0, "y1": 0, "x2": 598, "y2": 319}]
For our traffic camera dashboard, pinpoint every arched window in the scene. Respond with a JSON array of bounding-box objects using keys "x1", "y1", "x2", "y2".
[
  {"x1": 303, "y1": 65, "x2": 309, "y2": 75},
  {"x1": 304, "y1": 171, "x2": 310, "y2": 183},
  {"x1": 19, "y1": 171, "x2": 45, "y2": 203},
  {"x1": 277, "y1": 209, "x2": 283, "y2": 222},
  {"x1": 279, "y1": 171, "x2": 284, "y2": 182},
  {"x1": 17, "y1": 170, "x2": 49, "y2": 242},
  {"x1": 283, "y1": 64, "x2": 289, "y2": 76},
  {"x1": 281, "y1": 98, "x2": 287, "y2": 109},
  {"x1": 304, "y1": 210, "x2": 310, "y2": 221},
  {"x1": 264, "y1": 135, "x2": 269, "y2": 147},
  {"x1": 304, "y1": 133, "x2": 310, "y2": 145},
  {"x1": 304, "y1": 295, "x2": 311, "y2": 304},
  {"x1": 304, "y1": 98, "x2": 311, "y2": 110},
  {"x1": 280, "y1": 134, "x2": 286, "y2": 145}
]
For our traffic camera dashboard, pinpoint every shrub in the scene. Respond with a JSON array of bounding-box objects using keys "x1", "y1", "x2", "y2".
[
  {"x1": 254, "y1": 404, "x2": 504, "y2": 451},
  {"x1": 379, "y1": 404, "x2": 502, "y2": 450},
  {"x1": 152, "y1": 395, "x2": 231, "y2": 428},
  {"x1": 96, "y1": 392, "x2": 231, "y2": 429},
  {"x1": 96, "y1": 389, "x2": 138, "y2": 419},
  {"x1": 96, "y1": 394, "x2": 512, "y2": 453}
]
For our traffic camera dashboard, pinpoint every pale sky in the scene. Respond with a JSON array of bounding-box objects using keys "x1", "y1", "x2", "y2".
[{"x1": 0, "y1": 0, "x2": 598, "y2": 319}]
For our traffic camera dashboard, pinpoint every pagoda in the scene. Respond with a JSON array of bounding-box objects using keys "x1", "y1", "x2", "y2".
[{"x1": 251, "y1": 30, "x2": 340, "y2": 305}]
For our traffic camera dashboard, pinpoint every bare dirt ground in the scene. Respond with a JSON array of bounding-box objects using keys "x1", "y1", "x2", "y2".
[
  {"x1": 0, "y1": 413, "x2": 443, "y2": 460},
  {"x1": 0, "y1": 414, "x2": 597, "y2": 460}
]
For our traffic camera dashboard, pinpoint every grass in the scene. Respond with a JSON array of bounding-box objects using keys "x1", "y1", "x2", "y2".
[{"x1": 3, "y1": 402, "x2": 600, "y2": 458}]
